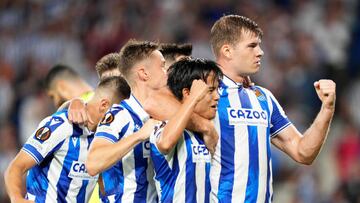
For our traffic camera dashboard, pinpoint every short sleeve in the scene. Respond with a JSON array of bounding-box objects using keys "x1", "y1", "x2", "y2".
[
  {"x1": 22, "y1": 114, "x2": 68, "y2": 164},
  {"x1": 149, "y1": 121, "x2": 172, "y2": 154},
  {"x1": 95, "y1": 105, "x2": 130, "y2": 143},
  {"x1": 268, "y1": 93, "x2": 292, "y2": 137}
]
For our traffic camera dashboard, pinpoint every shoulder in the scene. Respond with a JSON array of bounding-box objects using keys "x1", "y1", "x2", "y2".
[
  {"x1": 251, "y1": 85, "x2": 272, "y2": 96},
  {"x1": 36, "y1": 111, "x2": 71, "y2": 141},
  {"x1": 99, "y1": 104, "x2": 131, "y2": 127}
]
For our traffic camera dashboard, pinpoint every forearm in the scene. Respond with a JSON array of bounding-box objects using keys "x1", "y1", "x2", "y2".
[
  {"x1": 5, "y1": 165, "x2": 26, "y2": 202},
  {"x1": 144, "y1": 91, "x2": 208, "y2": 133},
  {"x1": 187, "y1": 113, "x2": 209, "y2": 133},
  {"x1": 158, "y1": 98, "x2": 197, "y2": 153},
  {"x1": 298, "y1": 106, "x2": 334, "y2": 163},
  {"x1": 144, "y1": 93, "x2": 180, "y2": 120},
  {"x1": 86, "y1": 133, "x2": 143, "y2": 175}
]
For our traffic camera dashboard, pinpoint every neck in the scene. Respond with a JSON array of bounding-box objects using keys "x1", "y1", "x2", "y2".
[
  {"x1": 130, "y1": 82, "x2": 155, "y2": 106},
  {"x1": 216, "y1": 59, "x2": 246, "y2": 83}
]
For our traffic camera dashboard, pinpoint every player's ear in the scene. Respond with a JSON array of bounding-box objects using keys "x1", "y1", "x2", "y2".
[
  {"x1": 99, "y1": 98, "x2": 111, "y2": 113},
  {"x1": 137, "y1": 66, "x2": 149, "y2": 81},
  {"x1": 182, "y1": 88, "x2": 190, "y2": 98},
  {"x1": 220, "y1": 44, "x2": 232, "y2": 59}
]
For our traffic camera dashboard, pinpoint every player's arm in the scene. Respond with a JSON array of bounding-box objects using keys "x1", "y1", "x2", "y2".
[
  {"x1": 271, "y1": 80, "x2": 336, "y2": 165},
  {"x1": 156, "y1": 80, "x2": 208, "y2": 154},
  {"x1": 86, "y1": 119, "x2": 157, "y2": 176},
  {"x1": 4, "y1": 151, "x2": 36, "y2": 203},
  {"x1": 144, "y1": 87, "x2": 218, "y2": 154}
]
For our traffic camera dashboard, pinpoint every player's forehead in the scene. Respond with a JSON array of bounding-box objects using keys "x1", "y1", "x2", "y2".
[
  {"x1": 234, "y1": 30, "x2": 261, "y2": 45},
  {"x1": 205, "y1": 71, "x2": 219, "y2": 87}
]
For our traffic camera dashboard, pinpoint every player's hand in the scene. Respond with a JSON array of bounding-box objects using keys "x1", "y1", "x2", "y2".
[
  {"x1": 314, "y1": 79, "x2": 336, "y2": 110},
  {"x1": 202, "y1": 120, "x2": 219, "y2": 156},
  {"x1": 68, "y1": 98, "x2": 95, "y2": 126},
  {"x1": 138, "y1": 119, "x2": 159, "y2": 141},
  {"x1": 189, "y1": 79, "x2": 208, "y2": 103}
]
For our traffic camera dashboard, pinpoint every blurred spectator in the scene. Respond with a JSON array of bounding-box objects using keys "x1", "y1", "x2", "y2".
[{"x1": 0, "y1": 123, "x2": 18, "y2": 203}]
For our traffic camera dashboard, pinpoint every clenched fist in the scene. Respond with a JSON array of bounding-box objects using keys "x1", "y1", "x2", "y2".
[{"x1": 314, "y1": 79, "x2": 336, "y2": 110}]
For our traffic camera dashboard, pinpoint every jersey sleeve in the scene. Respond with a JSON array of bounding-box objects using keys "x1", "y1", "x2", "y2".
[
  {"x1": 22, "y1": 114, "x2": 69, "y2": 164},
  {"x1": 95, "y1": 105, "x2": 130, "y2": 143},
  {"x1": 149, "y1": 121, "x2": 173, "y2": 155},
  {"x1": 267, "y1": 91, "x2": 292, "y2": 137}
]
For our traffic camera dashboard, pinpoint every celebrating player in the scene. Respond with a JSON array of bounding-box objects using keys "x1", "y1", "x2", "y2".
[
  {"x1": 209, "y1": 15, "x2": 336, "y2": 202},
  {"x1": 150, "y1": 58, "x2": 222, "y2": 203},
  {"x1": 85, "y1": 40, "x2": 166, "y2": 202},
  {"x1": 4, "y1": 76, "x2": 130, "y2": 203}
]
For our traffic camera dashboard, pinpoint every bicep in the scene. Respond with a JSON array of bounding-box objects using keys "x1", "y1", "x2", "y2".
[
  {"x1": 89, "y1": 137, "x2": 114, "y2": 152},
  {"x1": 10, "y1": 150, "x2": 38, "y2": 173},
  {"x1": 271, "y1": 124, "x2": 301, "y2": 155}
]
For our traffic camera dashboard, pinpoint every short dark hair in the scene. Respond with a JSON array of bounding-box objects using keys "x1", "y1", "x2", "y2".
[
  {"x1": 96, "y1": 76, "x2": 131, "y2": 102},
  {"x1": 95, "y1": 53, "x2": 120, "y2": 78},
  {"x1": 118, "y1": 39, "x2": 158, "y2": 79},
  {"x1": 44, "y1": 64, "x2": 79, "y2": 90},
  {"x1": 167, "y1": 58, "x2": 223, "y2": 100},
  {"x1": 210, "y1": 15, "x2": 263, "y2": 57},
  {"x1": 159, "y1": 43, "x2": 192, "y2": 61}
]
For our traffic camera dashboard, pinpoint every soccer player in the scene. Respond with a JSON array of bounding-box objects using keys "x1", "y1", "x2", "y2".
[
  {"x1": 143, "y1": 43, "x2": 192, "y2": 121},
  {"x1": 4, "y1": 76, "x2": 131, "y2": 203},
  {"x1": 85, "y1": 40, "x2": 166, "y2": 202},
  {"x1": 144, "y1": 15, "x2": 336, "y2": 203},
  {"x1": 209, "y1": 15, "x2": 336, "y2": 202},
  {"x1": 90, "y1": 52, "x2": 123, "y2": 203},
  {"x1": 159, "y1": 43, "x2": 192, "y2": 70},
  {"x1": 145, "y1": 42, "x2": 219, "y2": 154},
  {"x1": 150, "y1": 58, "x2": 222, "y2": 203},
  {"x1": 44, "y1": 64, "x2": 94, "y2": 108},
  {"x1": 95, "y1": 53, "x2": 122, "y2": 79}
]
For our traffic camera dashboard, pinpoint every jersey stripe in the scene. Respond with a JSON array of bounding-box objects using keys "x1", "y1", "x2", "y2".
[
  {"x1": 239, "y1": 89, "x2": 259, "y2": 203},
  {"x1": 210, "y1": 76, "x2": 291, "y2": 203},
  {"x1": 217, "y1": 86, "x2": 235, "y2": 202}
]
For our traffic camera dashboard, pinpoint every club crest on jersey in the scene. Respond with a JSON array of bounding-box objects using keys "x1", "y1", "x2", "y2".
[
  {"x1": 254, "y1": 89, "x2": 266, "y2": 101},
  {"x1": 227, "y1": 108, "x2": 268, "y2": 126},
  {"x1": 35, "y1": 126, "x2": 51, "y2": 141},
  {"x1": 100, "y1": 112, "x2": 114, "y2": 125}
]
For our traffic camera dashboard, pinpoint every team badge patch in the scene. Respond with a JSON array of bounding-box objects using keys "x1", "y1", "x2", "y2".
[
  {"x1": 100, "y1": 112, "x2": 114, "y2": 125},
  {"x1": 35, "y1": 126, "x2": 51, "y2": 141},
  {"x1": 254, "y1": 89, "x2": 266, "y2": 101}
]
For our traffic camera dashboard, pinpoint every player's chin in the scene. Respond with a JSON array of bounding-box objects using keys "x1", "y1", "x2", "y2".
[
  {"x1": 207, "y1": 110, "x2": 217, "y2": 120},
  {"x1": 252, "y1": 65, "x2": 260, "y2": 72}
]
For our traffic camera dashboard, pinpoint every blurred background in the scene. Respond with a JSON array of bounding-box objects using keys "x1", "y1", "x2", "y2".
[{"x1": 0, "y1": 0, "x2": 359, "y2": 202}]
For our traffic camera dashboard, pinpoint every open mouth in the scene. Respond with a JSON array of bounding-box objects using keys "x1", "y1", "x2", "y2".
[{"x1": 211, "y1": 104, "x2": 217, "y2": 109}]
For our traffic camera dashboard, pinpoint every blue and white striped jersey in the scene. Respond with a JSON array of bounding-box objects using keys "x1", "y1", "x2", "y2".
[
  {"x1": 210, "y1": 76, "x2": 291, "y2": 203},
  {"x1": 150, "y1": 122, "x2": 211, "y2": 203},
  {"x1": 23, "y1": 110, "x2": 97, "y2": 203},
  {"x1": 95, "y1": 95, "x2": 157, "y2": 203}
]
